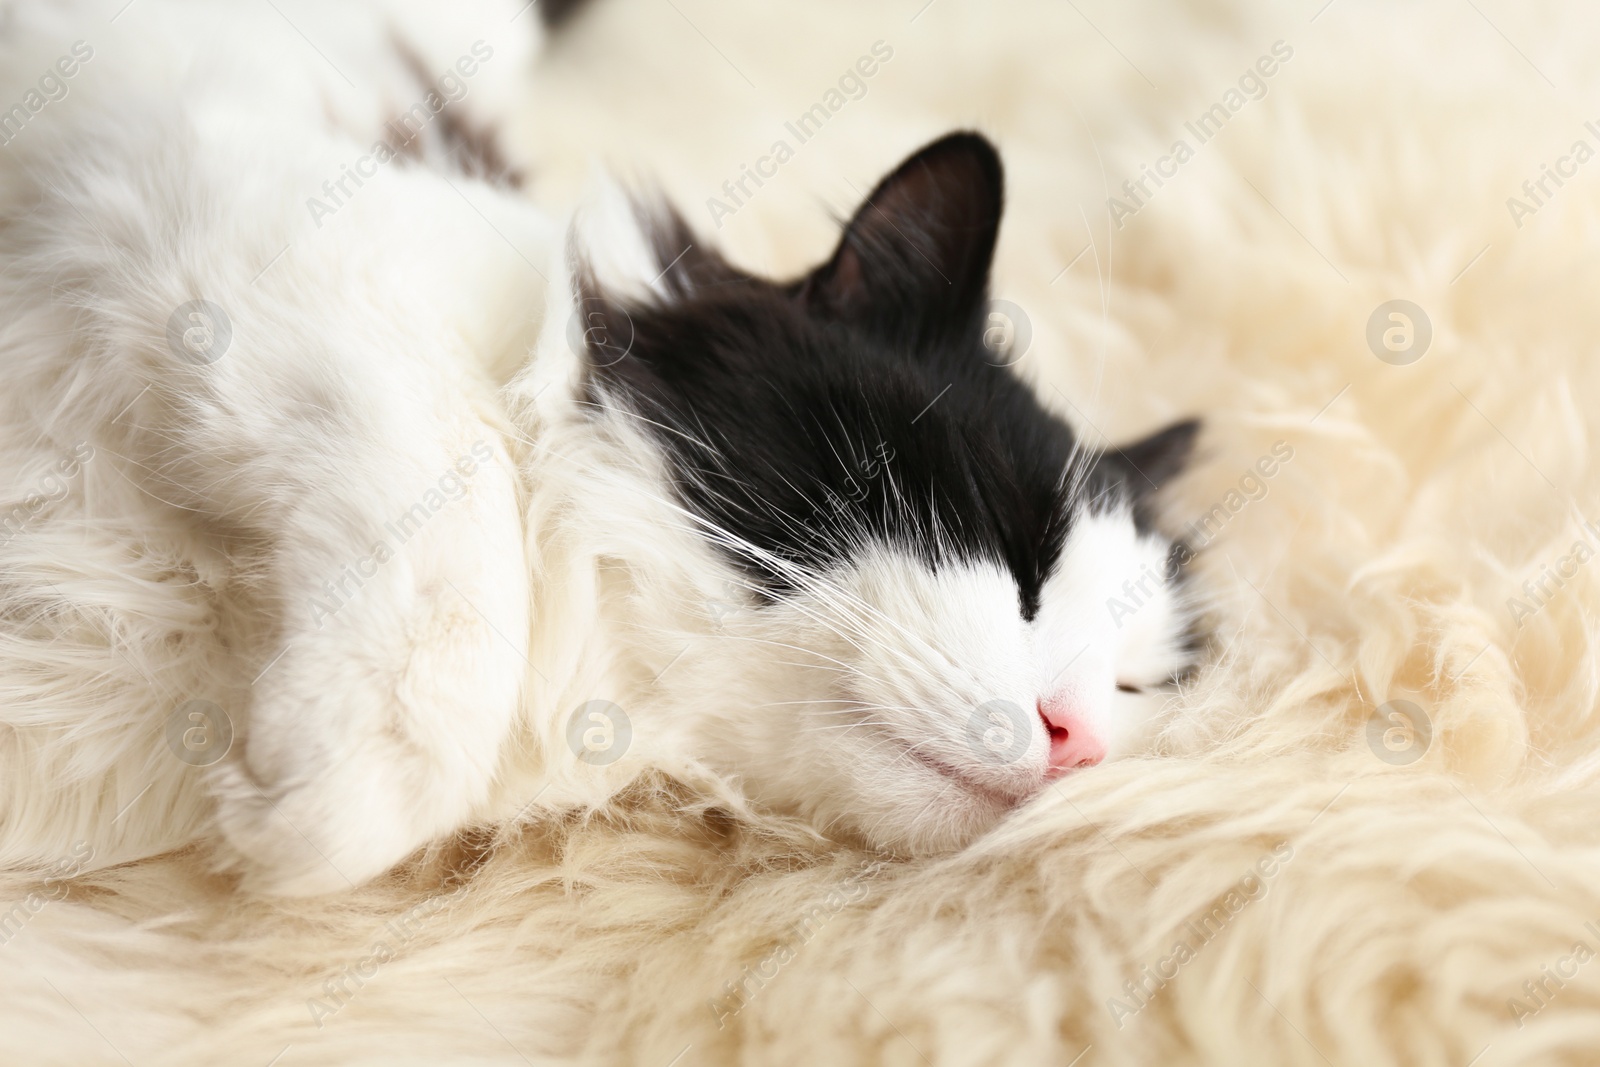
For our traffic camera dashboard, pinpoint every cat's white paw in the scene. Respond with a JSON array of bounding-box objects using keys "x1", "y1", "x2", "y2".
[
  {"x1": 209, "y1": 755, "x2": 422, "y2": 896},
  {"x1": 212, "y1": 521, "x2": 529, "y2": 895}
]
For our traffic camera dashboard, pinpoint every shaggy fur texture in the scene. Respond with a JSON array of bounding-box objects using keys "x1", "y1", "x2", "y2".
[{"x1": 6, "y1": 0, "x2": 1600, "y2": 1064}]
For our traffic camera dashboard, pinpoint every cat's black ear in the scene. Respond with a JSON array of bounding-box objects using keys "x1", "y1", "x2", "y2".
[
  {"x1": 798, "y1": 131, "x2": 1003, "y2": 349},
  {"x1": 1107, "y1": 418, "x2": 1201, "y2": 493}
]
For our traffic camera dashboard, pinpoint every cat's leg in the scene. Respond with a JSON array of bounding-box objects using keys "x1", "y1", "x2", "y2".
[
  {"x1": 23, "y1": 118, "x2": 549, "y2": 894},
  {"x1": 180, "y1": 219, "x2": 541, "y2": 894},
  {"x1": 204, "y1": 396, "x2": 534, "y2": 897}
]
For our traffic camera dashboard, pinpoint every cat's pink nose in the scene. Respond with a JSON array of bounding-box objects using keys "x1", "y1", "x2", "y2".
[{"x1": 1038, "y1": 699, "x2": 1106, "y2": 775}]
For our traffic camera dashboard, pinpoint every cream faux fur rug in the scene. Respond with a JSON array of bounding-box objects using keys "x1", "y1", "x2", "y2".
[{"x1": 6, "y1": 0, "x2": 1600, "y2": 1063}]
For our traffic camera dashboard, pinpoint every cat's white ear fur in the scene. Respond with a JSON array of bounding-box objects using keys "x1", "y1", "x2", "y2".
[
  {"x1": 571, "y1": 171, "x2": 673, "y2": 304},
  {"x1": 514, "y1": 170, "x2": 673, "y2": 419}
]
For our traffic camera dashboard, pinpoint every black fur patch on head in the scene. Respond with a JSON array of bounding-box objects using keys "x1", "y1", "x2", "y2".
[{"x1": 579, "y1": 132, "x2": 1196, "y2": 618}]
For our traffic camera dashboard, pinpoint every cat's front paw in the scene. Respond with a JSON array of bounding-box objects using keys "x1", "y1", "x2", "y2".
[
  {"x1": 209, "y1": 755, "x2": 421, "y2": 896},
  {"x1": 212, "y1": 560, "x2": 528, "y2": 895}
]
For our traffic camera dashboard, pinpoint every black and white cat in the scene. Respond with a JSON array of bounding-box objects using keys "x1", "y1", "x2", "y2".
[{"x1": 0, "y1": 0, "x2": 1200, "y2": 894}]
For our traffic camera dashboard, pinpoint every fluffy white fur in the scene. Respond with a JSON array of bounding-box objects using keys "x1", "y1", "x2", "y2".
[
  {"x1": 6, "y1": 0, "x2": 1600, "y2": 1064},
  {"x1": 0, "y1": 0, "x2": 559, "y2": 895}
]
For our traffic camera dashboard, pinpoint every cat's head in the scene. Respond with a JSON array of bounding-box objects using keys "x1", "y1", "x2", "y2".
[{"x1": 556, "y1": 132, "x2": 1201, "y2": 853}]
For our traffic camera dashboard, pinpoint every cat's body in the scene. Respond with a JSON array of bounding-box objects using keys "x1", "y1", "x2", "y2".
[{"x1": 0, "y1": 0, "x2": 1201, "y2": 894}]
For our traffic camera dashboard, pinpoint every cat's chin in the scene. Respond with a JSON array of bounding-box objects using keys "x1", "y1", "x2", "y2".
[
  {"x1": 792, "y1": 752, "x2": 1051, "y2": 858},
  {"x1": 831, "y1": 787, "x2": 1024, "y2": 857},
  {"x1": 901, "y1": 747, "x2": 1045, "y2": 810}
]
